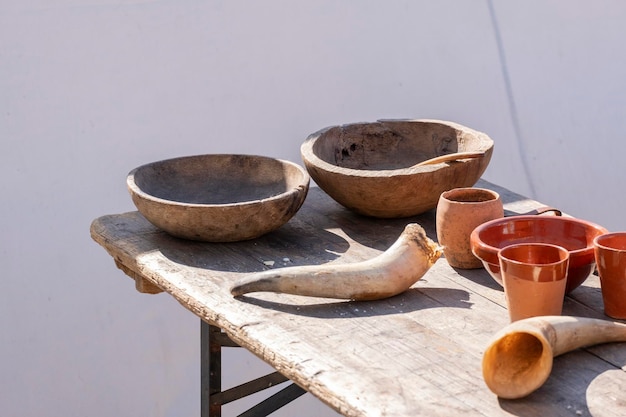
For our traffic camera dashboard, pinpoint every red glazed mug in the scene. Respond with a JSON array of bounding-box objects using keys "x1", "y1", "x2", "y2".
[
  {"x1": 498, "y1": 243, "x2": 569, "y2": 322},
  {"x1": 594, "y1": 232, "x2": 626, "y2": 319}
]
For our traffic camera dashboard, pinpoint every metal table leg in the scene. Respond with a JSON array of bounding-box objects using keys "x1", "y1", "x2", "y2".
[{"x1": 200, "y1": 320, "x2": 306, "y2": 417}]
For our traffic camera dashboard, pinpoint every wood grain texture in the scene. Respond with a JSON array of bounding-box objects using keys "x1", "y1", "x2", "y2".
[{"x1": 90, "y1": 179, "x2": 626, "y2": 417}]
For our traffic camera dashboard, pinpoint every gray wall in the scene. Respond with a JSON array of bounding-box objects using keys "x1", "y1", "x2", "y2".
[{"x1": 2, "y1": 1, "x2": 625, "y2": 416}]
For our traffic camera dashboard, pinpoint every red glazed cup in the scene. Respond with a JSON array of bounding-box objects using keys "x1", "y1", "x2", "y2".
[
  {"x1": 593, "y1": 232, "x2": 626, "y2": 319},
  {"x1": 498, "y1": 243, "x2": 569, "y2": 322}
]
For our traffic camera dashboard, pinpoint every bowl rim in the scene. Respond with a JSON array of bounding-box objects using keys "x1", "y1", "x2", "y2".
[
  {"x1": 127, "y1": 153, "x2": 310, "y2": 208},
  {"x1": 470, "y1": 215, "x2": 609, "y2": 263},
  {"x1": 300, "y1": 118, "x2": 494, "y2": 177}
]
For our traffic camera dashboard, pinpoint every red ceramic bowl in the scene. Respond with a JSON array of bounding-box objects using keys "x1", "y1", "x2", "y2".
[{"x1": 470, "y1": 215, "x2": 608, "y2": 294}]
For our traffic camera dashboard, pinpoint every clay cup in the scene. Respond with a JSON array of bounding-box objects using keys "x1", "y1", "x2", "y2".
[
  {"x1": 498, "y1": 243, "x2": 569, "y2": 322},
  {"x1": 436, "y1": 187, "x2": 503, "y2": 269},
  {"x1": 594, "y1": 232, "x2": 626, "y2": 319}
]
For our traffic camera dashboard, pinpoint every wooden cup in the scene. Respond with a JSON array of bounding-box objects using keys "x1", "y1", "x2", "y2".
[
  {"x1": 436, "y1": 188, "x2": 503, "y2": 269},
  {"x1": 594, "y1": 232, "x2": 626, "y2": 319},
  {"x1": 498, "y1": 243, "x2": 569, "y2": 322}
]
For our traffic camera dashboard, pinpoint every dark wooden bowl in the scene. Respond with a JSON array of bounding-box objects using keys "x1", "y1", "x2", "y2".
[
  {"x1": 301, "y1": 119, "x2": 494, "y2": 218},
  {"x1": 127, "y1": 154, "x2": 310, "y2": 242}
]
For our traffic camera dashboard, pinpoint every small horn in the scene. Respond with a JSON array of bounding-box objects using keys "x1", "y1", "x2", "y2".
[{"x1": 482, "y1": 315, "x2": 626, "y2": 399}]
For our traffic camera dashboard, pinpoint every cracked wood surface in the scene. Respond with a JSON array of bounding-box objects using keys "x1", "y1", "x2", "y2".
[{"x1": 90, "y1": 179, "x2": 626, "y2": 417}]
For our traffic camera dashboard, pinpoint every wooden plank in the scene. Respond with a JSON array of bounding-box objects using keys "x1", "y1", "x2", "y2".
[{"x1": 90, "y1": 179, "x2": 626, "y2": 417}]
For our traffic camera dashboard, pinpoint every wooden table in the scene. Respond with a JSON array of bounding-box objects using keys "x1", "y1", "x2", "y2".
[{"x1": 90, "y1": 179, "x2": 626, "y2": 417}]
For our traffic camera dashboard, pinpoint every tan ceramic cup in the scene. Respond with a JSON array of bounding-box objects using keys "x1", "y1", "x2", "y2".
[
  {"x1": 498, "y1": 243, "x2": 569, "y2": 322},
  {"x1": 593, "y1": 232, "x2": 626, "y2": 319},
  {"x1": 436, "y1": 188, "x2": 504, "y2": 269}
]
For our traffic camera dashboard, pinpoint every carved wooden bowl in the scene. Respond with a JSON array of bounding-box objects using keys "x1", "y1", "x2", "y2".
[
  {"x1": 470, "y1": 215, "x2": 608, "y2": 294},
  {"x1": 127, "y1": 154, "x2": 310, "y2": 242},
  {"x1": 300, "y1": 119, "x2": 494, "y2": 218}
]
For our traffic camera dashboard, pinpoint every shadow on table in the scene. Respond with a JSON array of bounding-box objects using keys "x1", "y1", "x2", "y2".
[
  {"x1": 452, "y1": 266, "x2": 504, "y2": 291},
  {"x1": 233, "y1": 286, "x2": 472, "y2": 318},
  {"x1": 320, "y1": 178, "x2": 542, "y2": 252},
  {"x1": 314, "y1": 207, "x2": 438, "y2": 252},
  {"x1": 157, "y1": 224, "x2": 351, "y2": 273}
]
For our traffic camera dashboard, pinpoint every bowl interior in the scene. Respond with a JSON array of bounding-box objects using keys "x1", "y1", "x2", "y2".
[
  {"x1": 133, "y1": 154, "x2": 306, "y2": 205},
  {"x1": 312, "y1": 121, "x2": 486, "y2": 171},
  {"x1": 478, "y1": 217, "x2": 599, "y2": 254}
]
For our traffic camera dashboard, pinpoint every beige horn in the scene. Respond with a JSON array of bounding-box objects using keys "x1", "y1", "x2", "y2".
[
  {"x1": 230, "y1": 223, "x2": 442, "y2": 301},
  {"x1": 482, "y1": 315, "x2": 626, "y2": 399}
]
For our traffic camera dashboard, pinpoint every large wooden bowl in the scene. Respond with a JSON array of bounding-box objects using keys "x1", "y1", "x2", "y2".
[
  {"x1": 301, "y1": 119, "x2": 494, "y2": 218},
  {"x1": 127, "y1": 154, "x2": 310, "y2": 242}
]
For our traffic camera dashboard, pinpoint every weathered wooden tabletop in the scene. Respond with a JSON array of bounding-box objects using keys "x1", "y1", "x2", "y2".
[{"x1": 90, "y1": 179, "x2": 626, "y2": 417}]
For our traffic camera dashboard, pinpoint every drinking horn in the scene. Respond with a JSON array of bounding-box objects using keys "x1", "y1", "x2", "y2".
[{"x1": 482, "y1": 315, "x2": 626, "y2": 399}]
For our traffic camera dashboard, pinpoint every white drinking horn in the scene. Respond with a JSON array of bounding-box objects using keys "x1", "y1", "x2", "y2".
[{"x1": 482, "y1": 315, "x2": 626, "y2": 399}]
